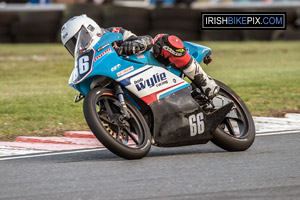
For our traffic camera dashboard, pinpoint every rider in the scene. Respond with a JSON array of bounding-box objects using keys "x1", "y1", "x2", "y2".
[{"x1": 61, "y1": 14, "x2": 219, "y2": 99}]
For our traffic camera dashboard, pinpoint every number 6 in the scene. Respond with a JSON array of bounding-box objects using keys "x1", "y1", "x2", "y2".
[{"x1": 78, "y1": 56, "x2": 89, "y2": 74}]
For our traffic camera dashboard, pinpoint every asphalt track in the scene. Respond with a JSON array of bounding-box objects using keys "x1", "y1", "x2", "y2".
[{"x1": 0, "y1": 132, "x2": 299, "y2": 200}]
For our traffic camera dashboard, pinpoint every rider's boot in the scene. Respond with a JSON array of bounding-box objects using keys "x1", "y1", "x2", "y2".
[{"x1": 183, "y1": 58, "x2": 219, "y2": 99}]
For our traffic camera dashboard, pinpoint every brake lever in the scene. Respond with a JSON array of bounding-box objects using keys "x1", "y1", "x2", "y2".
[
  {"x1": 112, "y1": 42, "x2": 122, "y2": 56},
  {"x1": 203, "y1": 55, "x2": 212, "y2": 65}
]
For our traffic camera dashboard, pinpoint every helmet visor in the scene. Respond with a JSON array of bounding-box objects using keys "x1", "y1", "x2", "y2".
[
  {"x1": 65, "y1": 26, "x2": 94, "y2": 57},
  {"x1": 65, "y1": 25, "x2": 106, "y2": 57},
  {"x1": 64, "y1": 31, "x2": 79, "y2": 57}
]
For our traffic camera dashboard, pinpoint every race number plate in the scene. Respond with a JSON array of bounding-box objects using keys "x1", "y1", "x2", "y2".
[
  {"x1": 189, "y1": 112, "x2": 205, "y2": 136},
  {"x1": 70, "y1": 50, "x2": 95, "y2": 85}
]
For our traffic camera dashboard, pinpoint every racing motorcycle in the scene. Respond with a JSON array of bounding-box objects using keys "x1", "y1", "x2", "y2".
[{"x1": 68, "y1": 29, "x2": 255, "y2": 159}]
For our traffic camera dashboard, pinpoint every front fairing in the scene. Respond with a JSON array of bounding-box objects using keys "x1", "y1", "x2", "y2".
[
  {"x1": 68, "y1": 31, "x2": 145, "y2": 95},
  {"x1": 68, "y1": 31, "x2": 212, "y2": 96}
]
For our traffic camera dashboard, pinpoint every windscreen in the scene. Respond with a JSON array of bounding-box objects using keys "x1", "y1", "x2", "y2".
[{"x1": 74, "y1": 26, "x2": 93, "y2": 59}]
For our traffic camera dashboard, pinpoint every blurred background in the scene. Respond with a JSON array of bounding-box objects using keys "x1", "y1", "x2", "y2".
[
  {"x1": 1, "y1": 0, "x2": 300, "y2": 43},
  {"x1": 1, "y1": 0, "x2": 300, "y2": 140}
]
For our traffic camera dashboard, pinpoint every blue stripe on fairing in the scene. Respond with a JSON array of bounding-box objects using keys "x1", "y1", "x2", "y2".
[
  {"x1": 118, "y1": 66, "x2": 153, "y2": 87},
  {"x1": 159, "y1": 83, "x2": 190, "y2": 99}
]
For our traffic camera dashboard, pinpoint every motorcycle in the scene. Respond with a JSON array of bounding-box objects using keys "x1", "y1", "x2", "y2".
[{"x1": 68, "y1": 29, "x2": 255, "y2": 159}]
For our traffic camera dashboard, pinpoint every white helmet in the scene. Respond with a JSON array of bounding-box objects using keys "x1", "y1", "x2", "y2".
[{"x1": 61, "y1": 14, "x2": 105, "y2": 57}]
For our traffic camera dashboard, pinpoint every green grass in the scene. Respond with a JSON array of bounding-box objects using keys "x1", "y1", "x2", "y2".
[
  {"x1": 199, "y1": 41, "x2": 300, "y2": 117},
  {"x1": 0, "y1": 42, "x2": 300, "y2": 140},
  {"x1": 0, "y1": 44, "x2": 87, "y2": 140}
]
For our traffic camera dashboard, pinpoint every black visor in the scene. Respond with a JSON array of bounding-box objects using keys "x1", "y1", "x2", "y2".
[{"x1": 65, "y1": 31, "x2": 79, "y2": 57}]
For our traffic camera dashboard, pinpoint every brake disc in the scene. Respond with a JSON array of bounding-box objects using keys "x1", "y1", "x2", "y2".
[{"x1": 103, "y1": 122, "x2": 117, "y2": 138}]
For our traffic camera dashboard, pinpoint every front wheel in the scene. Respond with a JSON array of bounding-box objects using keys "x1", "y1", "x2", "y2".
[
  {"x1": 83, "y1": 88, "x2": 151, "y2": 159},
  {"x1": 211, "y1": 80, "x2": 256, "y2": 151}
]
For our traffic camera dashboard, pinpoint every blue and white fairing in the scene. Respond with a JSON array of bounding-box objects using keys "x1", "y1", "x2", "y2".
[
  {"x1": 116, "y1": 65, "x2": 190, "y2": 104},
  {"x1": 68, "y1": 31, "x2": 212, "y2": 105},
  {"x1": 67, "y1": 31, "x2": 233, "y2": 147}
]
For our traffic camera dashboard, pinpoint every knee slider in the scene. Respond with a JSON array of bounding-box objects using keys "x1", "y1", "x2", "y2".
[
  {"x1": 154, "y1": 34, "x2": 186, "y2": 57},
  {"x1": 167, "y1": 35, "x2": 184, "y2": 50},
  {"x1": 165, "y1": 35, "x2": 186, "y2": 57}
]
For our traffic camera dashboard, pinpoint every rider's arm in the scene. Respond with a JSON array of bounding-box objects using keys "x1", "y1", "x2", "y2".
[{"x1": 107, "y1": 27, "x2": 153, "y2": 55}]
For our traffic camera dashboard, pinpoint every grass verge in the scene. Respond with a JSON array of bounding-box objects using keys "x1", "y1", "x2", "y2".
[{"x1": 0, "y1": 42, "x2": 299, "y2": 140}]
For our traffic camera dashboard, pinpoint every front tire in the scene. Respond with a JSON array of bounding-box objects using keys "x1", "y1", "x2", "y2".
[
  {"x1": 211, "y1": 80, "x2": 255, "y2": 151},
  {"x1": 83, "y1": 88, "x2": 151, "y2": 159}
]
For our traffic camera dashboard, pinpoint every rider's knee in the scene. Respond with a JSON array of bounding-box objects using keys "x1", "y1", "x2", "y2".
[{"x1": 153, "y1": 34, "x2": 191, "y2": 68}]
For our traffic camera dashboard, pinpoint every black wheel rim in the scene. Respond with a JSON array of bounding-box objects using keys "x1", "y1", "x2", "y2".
[
  {"x1": 95, "y1": 96, "x2": 146, "y2": 149},
  {"x1": 217, "y1": 89, "x2": 250, "y2": 139}
]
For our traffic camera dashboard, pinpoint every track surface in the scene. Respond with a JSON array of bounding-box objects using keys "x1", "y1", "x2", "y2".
[{"x1": 0, "y1": 132, "x2": 299, "y2": 200}]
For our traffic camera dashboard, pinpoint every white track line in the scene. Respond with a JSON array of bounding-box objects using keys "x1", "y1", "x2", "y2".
[
  {"x1": 0, "y1": 148, "x2": 106, "y2": 161},
  {"x1": 256, "y1": 130, "x2": 300, "y2": 136},
  {"x1": 1, "y1": 131, "x2": 300, "y2": 161}
]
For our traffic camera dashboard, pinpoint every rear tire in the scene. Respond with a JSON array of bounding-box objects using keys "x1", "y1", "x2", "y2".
[
  {"x1": 83, "y1": 88, "x2": 151, "y2": 159},
  {"x1": 211, "y1": 80, "x2": 255, "y2": 151}
]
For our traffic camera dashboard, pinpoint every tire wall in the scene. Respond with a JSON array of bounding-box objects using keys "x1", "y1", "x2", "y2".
[{"x1": 0, "y1": 5, "x2": 300, "y2": 43}]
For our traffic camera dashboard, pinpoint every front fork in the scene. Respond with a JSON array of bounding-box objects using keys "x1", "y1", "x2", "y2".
[{"x1": 114, "y1": 83, "x2": 131, "y2": 119}]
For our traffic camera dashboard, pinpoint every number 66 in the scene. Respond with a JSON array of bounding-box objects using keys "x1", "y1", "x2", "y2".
[{"x1": 189, "y1": 113, "x2": 205, "y2": 136}]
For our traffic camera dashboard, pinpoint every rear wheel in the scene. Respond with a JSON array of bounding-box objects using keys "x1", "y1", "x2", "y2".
[
  {"x1": 211, "y1": 80, "x2": 255, "y2": 151},
  {"x1": 83, "y1": 88, "x2": 151, "y2": 159}
]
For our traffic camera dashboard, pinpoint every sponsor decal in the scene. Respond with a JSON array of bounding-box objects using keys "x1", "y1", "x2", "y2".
[
  {"x1": 111, "y1": 64, "x2": 121, "y2": 72},
  {"x1": 176, "y1": 48, "x2": 185, "y2": 53},
  {"x1": 111, "y1": 27, "x2": 121, "y2": 33},
  {"x1": 163, "y1": 46, "x2": 183, "y2": 56},
  {"x1": 137, "y1": 54, "x2": 145, "y2": 59},
  {"x1": 94, "y1": 48, "x2": 111, "y2": 62},
  {"x1": 134, "y1": 72, "x2": 168, "y2": 91},
  {"x1": 117, "y1": 66, "x2": 134, "y2": 77},
  {"x1": 96, "y1": 43, "x2": 110, "y2": 52}
]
